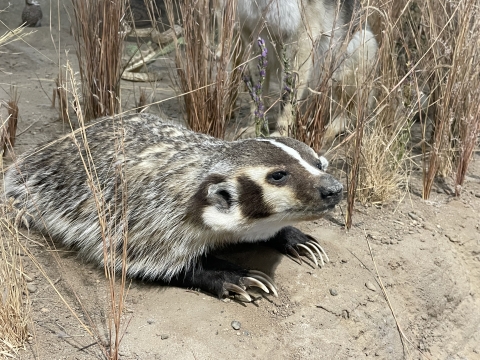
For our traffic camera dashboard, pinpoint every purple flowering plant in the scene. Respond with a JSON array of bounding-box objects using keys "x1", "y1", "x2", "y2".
[{"x1": 243, "y1": 37, "x2": 269, "y2": 137}]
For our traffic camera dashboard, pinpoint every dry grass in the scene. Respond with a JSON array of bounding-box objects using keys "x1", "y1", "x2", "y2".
[
  {"x1": 64, "y1": 61, "x2": 130, "y2": 360},
  {"x1": 1, "y1": 86, "x2": 19, "y2": 157},
  {"x1": 71, "y1": 0, "x2": 127, "y2": 121},
  {"x1": 52, "y1": 73, "x2": 69, "y2": 122},
  {"x1": 166, "y1": 0, "x2": 241, "y2": 138},
  {"x1": 0, "y1": 203, "x2": 31, "y2": 358},
  {"x1": 135, "y1": 87, "x2": 148, "y2": 112},
  {"x1": 0, "y1": 23, "x2": 32, "y2": 359}
]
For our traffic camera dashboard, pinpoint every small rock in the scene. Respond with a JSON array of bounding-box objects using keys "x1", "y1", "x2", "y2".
[
  {"x1": 423, "y1": 223, "x2": 435, "y2": 232},
  {"x1": 408, "y1": 212, "x2": 421, "y2": 222},
  {"x1": 160, "y1": 334, "x2": 169, "y2": 340},
  {"x1": 40, "y1": 308, "x2": 49, "y2": 313},
  {"x1": 231, "y1": 320, "x2": 241, "y2": 330},
  {"x1": 147, "y1": 319, "x2": 155, "y2": 325},
  {"x1": 445, "y1": 233, "x2": 460, "y2": 243},
  {"x1": 341, "y1": 310, "x2": 349, "y2": 319},
  {"x1": 329, "y1": 288, "x2": 338, "y2": 296},
  {"x1": 475, "y1": 193, "x2": 480, "y2": 198},
  {"x1": 27, "y1": 284, "x2": 37, "y2": 293},
  {"x1": 57, "y1": 331, "x2": 69, "y2": 339},
  {"x1": 365, "y1": 282, "x2": 376, "y2": 292}
]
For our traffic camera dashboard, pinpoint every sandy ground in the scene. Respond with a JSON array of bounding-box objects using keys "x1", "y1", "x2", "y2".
[{"x1": 1, "y1": 2, "x2": 480, "y2": 359}]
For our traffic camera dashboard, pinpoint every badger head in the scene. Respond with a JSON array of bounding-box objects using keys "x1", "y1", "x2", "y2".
[{"x1": 189, "y1": 137, "x2": 343, "y2": 241}]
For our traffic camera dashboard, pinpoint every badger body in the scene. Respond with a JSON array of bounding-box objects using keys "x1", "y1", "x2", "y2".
[{"x1": 4, "y1": 113, "x2": 342, "y2": 300}]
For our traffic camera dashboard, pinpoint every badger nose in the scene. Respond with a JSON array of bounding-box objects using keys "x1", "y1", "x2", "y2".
[{"x1": 319, "y1": 179, "x2": 343, "y2": 200}]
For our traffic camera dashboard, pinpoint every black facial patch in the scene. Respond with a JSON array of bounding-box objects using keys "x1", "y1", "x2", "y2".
[{"x1": 237, "y1": 175, "x2": 272, "y2": 219}]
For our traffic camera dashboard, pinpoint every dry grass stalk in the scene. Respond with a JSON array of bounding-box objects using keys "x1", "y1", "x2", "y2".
[
  {"x1": 0, "y1": 204, "x2": 31, "y2": 357},
  {"x1": 71, "y1": 0, "x2": 127, "y2": 121},
  {"x1": 53, "y1": 73, "x2": 69, "y2": 122},
  {"x1": 135, "y1": 87, "x2": 148, "y2": 112},
  {"x1": 1, "y1": 86, "x2": 20, "y2": 156},
  {"x1": 455, "y1": 108, "x2": 480, "y2": 196},
  {"x1": 166, "y1": 0, "x2": 241, "y2": 138},
  {"x1": 64, "y1": 62, "x2": 129, "y2": 360}
]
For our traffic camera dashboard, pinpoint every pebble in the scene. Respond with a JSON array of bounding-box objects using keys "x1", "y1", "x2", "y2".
[
  {"x1": 329, "y1": 288, "x2": 338, "y2": 296},
  {"x1": 27, "y1": 284, "x2": 37, "y2": 293},
  {"x1": 147, "y1": 319, "x2": 155, "y2": 324},
  {"x1": 40, "y1": 308, "x2": 49, "y2": 313},
  {"x1": 445, "y1": 233, "x2": 460, "y2": 243},
  {"x1": 423, "y1": 223, "x2": 435, "y2": 232},
  {"x1": 408, "y1": 212, "x2": 421, "y2": 222},
  {"x1": 160, "y1": 334, "x2": 169, "y2": 340},
  {"x1": 365, "y1": 282, "x2": 376, "y2": 292},
  {"x1": 57, "y1": 331, "x2": 69, "y2": 339},
  {"x1": 231, "y1": 320, "x2": 241, "y2": 330}
]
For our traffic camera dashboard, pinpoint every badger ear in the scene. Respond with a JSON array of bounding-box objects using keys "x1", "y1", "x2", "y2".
[
  {"x1": 318, "y1": 156, "x2": 329, "y2": 171},
  {"x1": 206, "y1": 183, "x2": 234, "y2": 211}
]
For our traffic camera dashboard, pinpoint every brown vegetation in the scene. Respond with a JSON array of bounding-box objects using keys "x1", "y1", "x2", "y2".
[{"x1": 71, "y1": 0, "x2": 127, "y2": 121}]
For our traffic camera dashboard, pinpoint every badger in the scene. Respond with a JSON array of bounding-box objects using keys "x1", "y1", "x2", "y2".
[{"x1": 4, "y1": 113, "x2": 343, "y2": 301}]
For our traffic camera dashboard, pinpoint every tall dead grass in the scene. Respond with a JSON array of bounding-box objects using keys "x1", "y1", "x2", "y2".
[
  {"x1": 64, "y1": 61, "x2": 130, "y2": 360},
  {"x1": 0, "y1": 205, "x2": 31, "y2": 358},
  {"x1": 71, "y1": 0, "x2": 127, "y2": 121},
  {"x1": 166, "y1": 0, "x2": 241, "y2": 138},
  {"x1": 0, "y1": 23, "x2": 31, "y2": 358}
]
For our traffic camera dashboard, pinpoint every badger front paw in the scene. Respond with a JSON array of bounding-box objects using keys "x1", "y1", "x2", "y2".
[
  {"x1": 265, "y1": 226, "x2": 329, "y2": 267},
  {"x1": 169, "y1": 256, "x2": 277, "y2": 302}
]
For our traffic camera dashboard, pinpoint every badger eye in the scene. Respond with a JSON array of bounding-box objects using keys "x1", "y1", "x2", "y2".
[{"x1": 268, "y1": 171, "x2": 288, "y2": 184}]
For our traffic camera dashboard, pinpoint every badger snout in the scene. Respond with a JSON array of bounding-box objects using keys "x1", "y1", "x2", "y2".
[{"x1": 319, "y1": 175, "x2": 343, "y2": 204}]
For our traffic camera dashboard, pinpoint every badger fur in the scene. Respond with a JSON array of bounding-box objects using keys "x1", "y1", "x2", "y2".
[{"x1": 4, "y1": 113, "x2": 343, "y2": 301}]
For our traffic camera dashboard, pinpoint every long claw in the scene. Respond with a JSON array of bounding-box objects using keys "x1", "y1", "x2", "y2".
[
  {"x1": 241, "y1": 277, "x2": 269, "y2": 294},
  {"x1": 303, "y1": 235, "x2": 330, "y2": 263},
  {"x1": 297, "y1": 243, "x2": 318, "y2": 267},
  {"x1": 307, "y1": 241, "x2": 325, "y2": 267},
  {"x1": 314, "y1": 242, "x2": 330, "y2": 263},
  {"x1": 224, "y1": 283, "x2": 252, "y2": 302},
  {"x1": 305, "y1": 234, "x2": 318, "y2": 243},
  {"x1": 248, "y1": 271, "x2": 278, "y2": 297},
  {"x1": 287, "y1": 245, "x2": 303, "y2": 264},
  {"x1": 249, "y1": 270, "x2": 276, "y2": 286}
]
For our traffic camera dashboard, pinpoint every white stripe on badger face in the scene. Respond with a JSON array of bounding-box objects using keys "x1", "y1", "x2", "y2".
[{"x1": 257, "y1": 139, "x2": 322, "y2": 175}]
